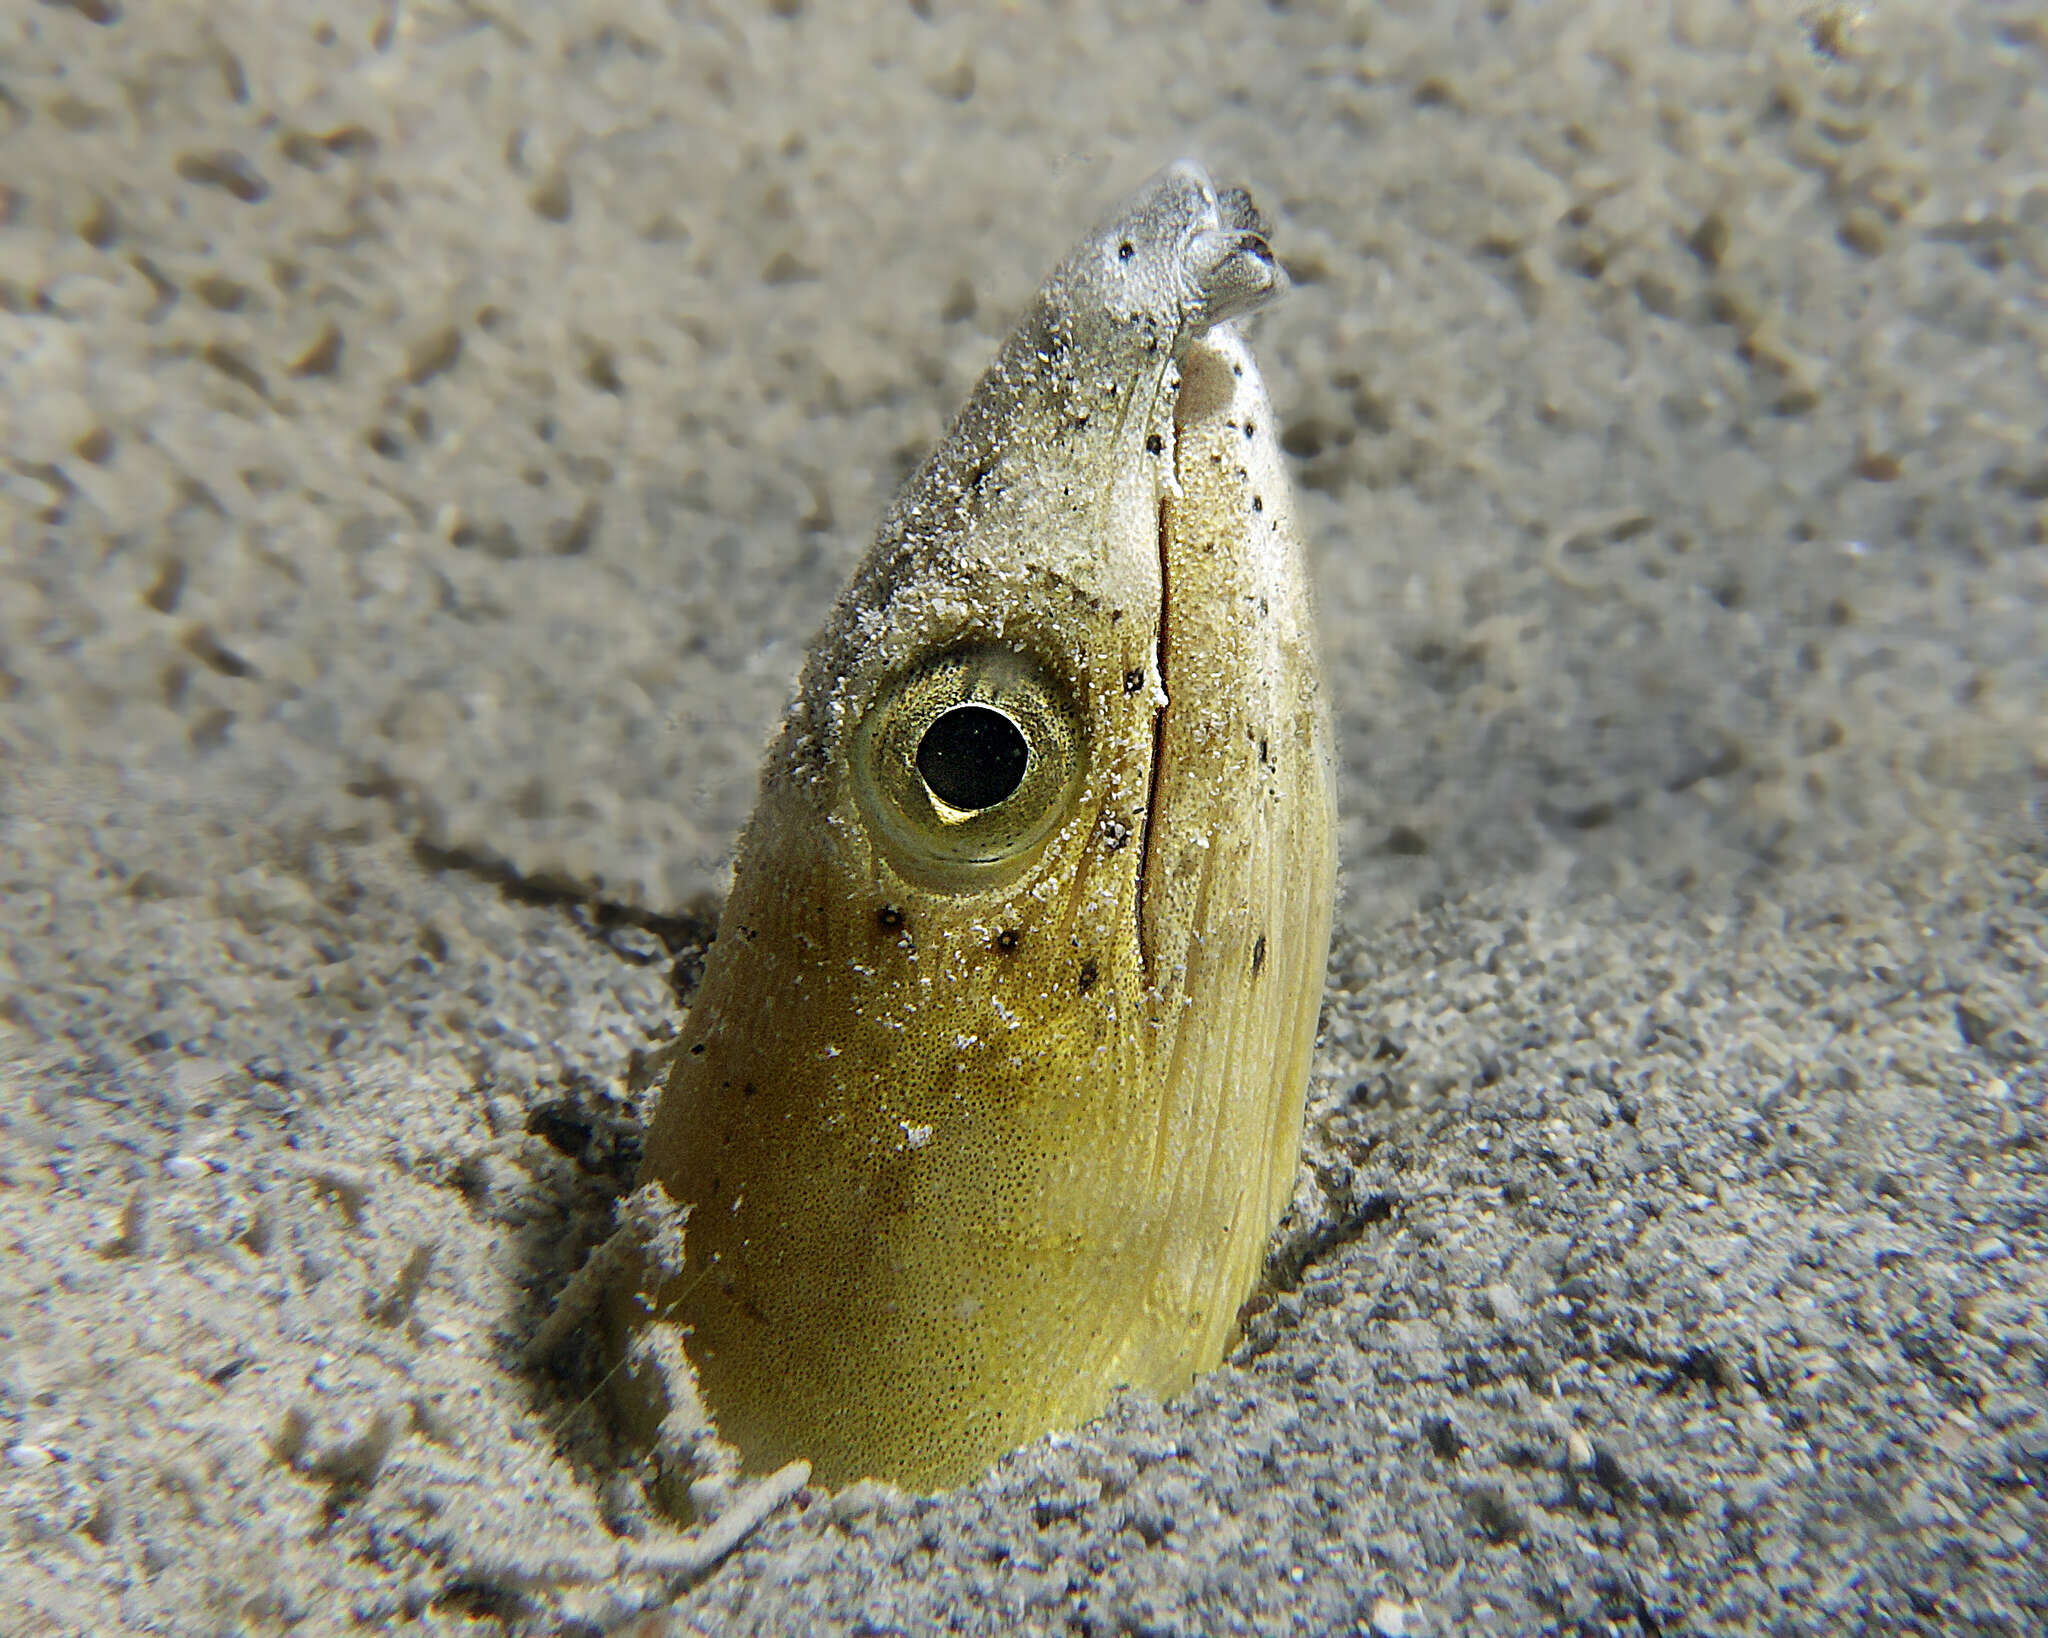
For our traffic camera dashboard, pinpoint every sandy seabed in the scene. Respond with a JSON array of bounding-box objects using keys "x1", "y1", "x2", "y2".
[{"x1": 3, "y1": 2, "x2": 2045, "y2": 1633}]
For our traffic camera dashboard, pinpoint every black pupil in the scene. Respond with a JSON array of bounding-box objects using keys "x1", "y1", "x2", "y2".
[{"x1": 916, "y1": 705, "x2": 1030, "y2": 812}]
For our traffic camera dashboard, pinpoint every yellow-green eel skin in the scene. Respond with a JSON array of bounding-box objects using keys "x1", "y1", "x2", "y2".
[{"x1": 617, "y1": 162, "x2": 1337, "y2": 1491}]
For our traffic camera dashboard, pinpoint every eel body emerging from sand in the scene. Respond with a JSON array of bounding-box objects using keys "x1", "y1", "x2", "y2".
[{"x1": 612, "y1": 162, "x2": 1336, "y2": 1490}]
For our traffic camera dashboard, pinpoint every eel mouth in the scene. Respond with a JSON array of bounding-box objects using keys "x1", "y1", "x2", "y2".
[
  {"x1": 1131, "y1": 337, "x2": 1246, "y2": 985},
  {"x1": 1133, "y1": 490, "x2": 1171, "y2": 984}
]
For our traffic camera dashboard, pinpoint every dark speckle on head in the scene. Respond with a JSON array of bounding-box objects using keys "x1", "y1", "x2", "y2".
[
  {"x1": 1244, "y1": 420, "x2": 1256, "y2": 438},
  {"x1": 1252, "y1": 494, "x2": 1263, "y2": 512},
  {"x1": 1146, "y1": 433, "x2": 1163, "y2": 455},
  {"x1": 1124, "y1": 667, "x2": 1145, "y2": 694},
  {"x1": 1118, "y1": 240, "x2": 1135, "y2": 261},
  {"x1": 1077, "y1": 958, "x2": 1100, "y2": 994},
  {"x1": 1251, "y1": 934, "x2": 1267, "y2": 977}
]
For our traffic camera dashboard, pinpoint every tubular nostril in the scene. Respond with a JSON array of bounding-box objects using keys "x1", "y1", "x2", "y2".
[{"x1": 1185, "y1": 229, "x2": 1288, "y2": 334}]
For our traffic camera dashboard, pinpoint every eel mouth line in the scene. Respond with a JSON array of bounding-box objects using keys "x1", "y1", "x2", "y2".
[
  {"x1": 1130, "y1": 334, "x2": 1238, "y2": 991},
  {"x1": 1131, "y1": 480, "x2": 1173, "y2": 987}
]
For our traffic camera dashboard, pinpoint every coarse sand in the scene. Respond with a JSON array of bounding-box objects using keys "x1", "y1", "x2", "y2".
[{"x1": 2, "y1": 2, "x2": 2044, "y2": 1633}]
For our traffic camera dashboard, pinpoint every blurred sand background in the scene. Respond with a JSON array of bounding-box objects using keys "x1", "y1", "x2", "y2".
[{"x1": 2, "y1": 1, "x2": 2045, "y2": 1632}]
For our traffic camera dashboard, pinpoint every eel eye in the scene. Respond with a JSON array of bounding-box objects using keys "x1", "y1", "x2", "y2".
[{"x1": 854, "y1": 646, "x2": 1086, "y2": 889}]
